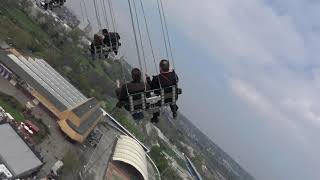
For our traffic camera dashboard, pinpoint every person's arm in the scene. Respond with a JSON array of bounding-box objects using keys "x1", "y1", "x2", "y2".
[
  {"x1": 173, "y1": 70, "x2": 179, "y2": 83},
  {"x1": 116, "y1": 85, "x2": 128, "y2": 108},
  {"x1": 151, "y1": 76, "x2": 160, "y2": 89},
  {"x1": 118, "y1": 85, "x2": 128, "y2": 101},
  {"x1": 146, "y1": 74, "x2": 152, "y2": 86}
]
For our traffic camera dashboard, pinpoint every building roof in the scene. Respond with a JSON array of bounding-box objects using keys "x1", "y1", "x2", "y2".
[
  {"x1": 72, "y1": 98, "x2": 99, "y2": 118},
  {"x1": 112, "y1": 135, "x2": 148, "y2": 180},
  {"x1": 0, "y1": 124, "x2": 42, "y2": 177},
  {"x1": 0, "y1": 51, "x2": 88, "y2": 111},
  {"x1": 67, "y1": 108, "x2": 103, "y2": 134}
]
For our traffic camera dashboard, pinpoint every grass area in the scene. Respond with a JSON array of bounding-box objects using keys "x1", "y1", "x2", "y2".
[
  {"x1": 0, "y1": 92, "x2": 25, "y2": 122},
  {"x1": 1, "y1": 4, "x2": 49, "y2": 42},
  {"x1": 150, "y1": 146, "x2": 170, "y2": 173},
  {"x1": 150, "y1": 145, "x2": 183, "y2": 180},
  {"x1": 117, "y1": 114, "x2": 145, "y2": 142},
  {"x1": 159, "y1": 141, "x2": 187, "y2": 170}
]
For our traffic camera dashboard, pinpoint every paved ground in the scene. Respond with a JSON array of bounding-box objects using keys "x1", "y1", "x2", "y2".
[
  {"x1": 0, "y1": 77, "x2": 30, "y2": 105},
  {"x1": 81, "y1": 121, "x2": 120, "y2": 180},
  {"x1": 0, "y1": 76, "x2": 75, "y2": 177},
  {"x1": 35, "y1": 117, "x2": 74, "y2": 177}
]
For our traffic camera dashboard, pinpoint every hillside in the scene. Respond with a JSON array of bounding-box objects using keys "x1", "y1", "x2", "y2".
[{"x1": 0, "y1": 0, "x2": 254, "y2": 179}]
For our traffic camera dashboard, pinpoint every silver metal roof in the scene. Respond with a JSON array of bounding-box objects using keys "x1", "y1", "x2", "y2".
[
  {"x1": 7, "y1": 54, "x2": 72, "y2": 108},
  {"x1": 2, "y1": 52, "x2": 88, "y2": 110},
  {"x1": 0, "y1": 124, "x2": 42, "y2": 177},
  {"x1": 35, "y1": 58, "x2": 87, "y2": 102}
]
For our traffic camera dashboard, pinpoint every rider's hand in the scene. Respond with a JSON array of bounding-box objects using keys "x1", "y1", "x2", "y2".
[{"x1": 146, "y1": 74, "x2": 151, "y2": 81}]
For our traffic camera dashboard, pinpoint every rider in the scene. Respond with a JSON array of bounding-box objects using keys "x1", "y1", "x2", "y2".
[
  {"x1": 52, "y1": 0, "x2": 66, "y2": 6},
  {"x1": 116, "y1": 68, "x2": 150, "y2": 120},
  {"x1": 90, "y1": 34, "x2": 103, "y2": 59},
  {"x1": 102, "y1": 29, "x2": 121, "y2": 55},
  {"x1": 147, "y1": 59, "x2": 179, "y2": 123}
]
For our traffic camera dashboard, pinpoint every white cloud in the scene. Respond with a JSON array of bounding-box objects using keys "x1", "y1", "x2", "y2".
[
  {"x1": 164, "y1": 0, "x2": 320, "y2": 129},
  {"x1": 229, "y1": 78, "x2": 306, "y2": 141},
  {"x1": 166, "y1": 0, "x2": 307, "y2": 68}
]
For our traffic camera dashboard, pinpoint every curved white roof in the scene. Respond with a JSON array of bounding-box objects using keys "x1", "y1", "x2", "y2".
[{"x1": 112, "y1": 135, "x2": 148, "y2": 180}]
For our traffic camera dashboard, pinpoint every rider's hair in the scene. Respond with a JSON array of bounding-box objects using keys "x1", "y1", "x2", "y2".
[
  {"x1": 131, "y1": 68, "x2": 142, "y2": 82},
  {"x1": 160, "y1": 59, "x2": 170, "y2": 72}
]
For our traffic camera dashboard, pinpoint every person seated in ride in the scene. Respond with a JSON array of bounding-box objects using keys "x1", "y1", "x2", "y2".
[
  {"x1": 90, "y1": 34, "x2": 103, "y2": 59},
  {"x1": 43, "y1": 0, "x2": 51, "y2": 10},
  {"x1": 52, "y1": 0, "x2": 65, "y2": 6},
  {"x1": 102, "y1": 29, "x2": 121, "y2": 55},
  {"x1": 147, "y1": 59, "x2": 179, "y2": 123},
  {"x1": 116, "y1": 68, "x2": 150, "y2": 120}
]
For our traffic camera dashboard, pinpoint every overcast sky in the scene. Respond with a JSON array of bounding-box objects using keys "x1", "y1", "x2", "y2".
[{"x1": 67, "y1": 0, "x2": 320, "y2": 179}]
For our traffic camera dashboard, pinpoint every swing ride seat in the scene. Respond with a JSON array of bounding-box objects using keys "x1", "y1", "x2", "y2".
[
  {"x1": 37, "y1": 0, "x2": 65, "y2": 10},
  {"x1": 91, "y1": 43, "x2": 120, "y2": 59},
  {"x1": 90, "y1": 44, "x2": 110, "y2": 59},
  {"x1": 125, "y1": 85, "x2": 182, "y2": 114}
]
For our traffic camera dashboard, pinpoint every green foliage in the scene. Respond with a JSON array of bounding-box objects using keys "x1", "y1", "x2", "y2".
[
  {"x1": 116, "y1": 113, "x2": 145, "y2": 142},
  {"x1": 150, "y1": 144, "x2": 184, "y2": 180},
  {"x1": 0, "y1": 92, "x2": 25, "y2": 122},
  {"x1": 159, "y1": 141, "x2": 187, "y2": 169},
  {"x1": 0, "y1": 92, "x2": 49, "y2": 143},
  {"x1": 150, "y1": 146, "x2": 170, "y2": 173}
]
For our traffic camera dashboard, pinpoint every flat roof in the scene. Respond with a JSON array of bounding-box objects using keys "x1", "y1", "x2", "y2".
[
  {"x1": 67, "y1": 107, "x2": 103, "y2": 134},
  {"x1": 0, "y1": 50, "x2": 88, "y2": 111},
  {"x1": 0, "y1": 124, "x2": 42, "y2": 177}
]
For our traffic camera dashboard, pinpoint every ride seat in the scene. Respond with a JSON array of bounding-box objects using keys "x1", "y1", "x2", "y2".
[{"x1": 125, "y1": 85, "x2": 182, "y2": 114}]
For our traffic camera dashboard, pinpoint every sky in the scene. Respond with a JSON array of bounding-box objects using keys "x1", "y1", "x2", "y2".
[{"x1": 66, "y1": 0, "x2": 320, "y2": 179}]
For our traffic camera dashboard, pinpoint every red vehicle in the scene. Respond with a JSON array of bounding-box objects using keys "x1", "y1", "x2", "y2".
[{"x1": 25, "y1": 120, "x2": 40, "y2": 134}]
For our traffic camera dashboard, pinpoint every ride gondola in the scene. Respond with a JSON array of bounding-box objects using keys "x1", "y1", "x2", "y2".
[
  {"x1": 36, "y1": 0, "x2": 66, "y2": 10},
  {"x1": 90, "y1": 29, "x2": 121, "y2": 60}
]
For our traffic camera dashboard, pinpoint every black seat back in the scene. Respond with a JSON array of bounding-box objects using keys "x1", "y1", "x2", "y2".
[
  {"x1": 125, "y1": 86, "x2": 182, "y2": 114},
  {"x1": 160, "y1": 85, "x2": 181, "y2": 105},
  {"x1": 93, "y1": 45, "x2": 111, "y2": 58},
  {"x1": 126, "y1": 92, "x2": 146, "y2": 113}
]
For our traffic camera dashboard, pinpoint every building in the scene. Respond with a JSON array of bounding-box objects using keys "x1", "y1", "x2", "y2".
[
  {"x1": 106, "y1": 135, "x2": 149, "y2": 180},
  {"x1": 0, "y1": 49, "x2": 103, "y2": 143},
  {"x1": 0, "y1": 124, "x2": 43, "y2": 178}
]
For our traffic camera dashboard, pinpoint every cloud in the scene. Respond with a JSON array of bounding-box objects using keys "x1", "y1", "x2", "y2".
[
  {"x1": 229, "y1": 78, "x2": 307, "y2": 142},
  {"x1": 164, "y1": 0, "x2": 320, "y2": 130},
  {"x1": 166, "y1": 0, "x2": 307, "y2": 67}
]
